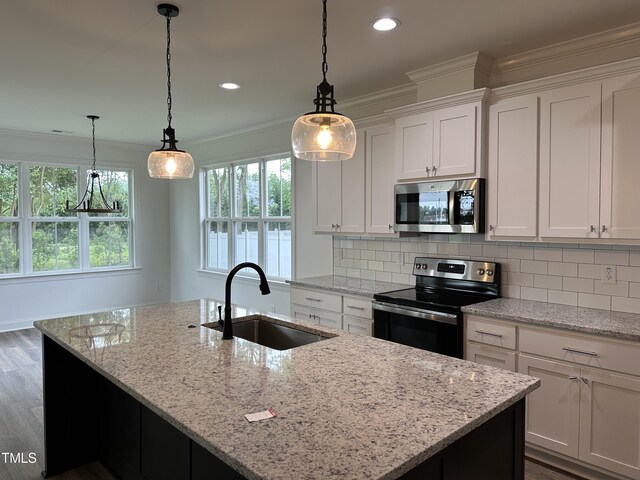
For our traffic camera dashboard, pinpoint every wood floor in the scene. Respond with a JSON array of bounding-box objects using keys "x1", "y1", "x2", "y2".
[{"x1": 0, "y1": 328, "x2": 583, "y2": 480}]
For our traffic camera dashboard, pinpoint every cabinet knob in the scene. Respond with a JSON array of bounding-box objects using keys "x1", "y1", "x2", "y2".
[
  {"x1": 602, "y1": 225, "x2": 608, "y2": 233},
  {"x1": 432, "y1": 166, "x2": 437, "y2": 176},
  {"x1": 336, "y1": 224, "x2": 340, "y2": 228},
  {"x1": 590, "y1": 225, "x2": 596, "y2": 233},
  {"x1": 425, "y1": 166, "x2": 430, "y2": 174},
  {"x1": 388, "y1": 224, "x2": 393, "y2": 230},
  {"x1": 331, "y1": 223, "x2": 336, "y2": 228},
  {"x1": 489, "y1": 224, "x2": 494, "y2": 232}
]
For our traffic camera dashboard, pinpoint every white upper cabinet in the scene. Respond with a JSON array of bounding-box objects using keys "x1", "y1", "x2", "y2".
[
  {"x1": 539, "y1": 83, "x2": 602, "y2": 238},
  {"x1": 487, "y1": 95, "x2": 539, "y2": 238},
  {"x1": 365, "y1": 123, "x2": 395, "y2": 234},
  {"x1": 391, "y1": 89, "x2": 488, "y2": 182},
  {"x1": 600, "y1": 72, "x2": 640, "y2": 239},
  {"x1": 432, "y1": 104, "x2": 477, "y2": 178},
  {"x1": 313, "y1": 140, "x2": 365, "y2": 234}
]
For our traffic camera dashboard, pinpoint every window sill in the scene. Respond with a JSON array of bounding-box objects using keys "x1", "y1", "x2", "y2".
[
  {"x1": 0, "y1": 267, "x2": 142, "y2": 285},
  {"x1": 195, "y1": 269, "x2": 291, "y2": 288}
]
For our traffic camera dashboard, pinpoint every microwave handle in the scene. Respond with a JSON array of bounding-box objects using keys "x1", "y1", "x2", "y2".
[{"x1": 372, "y1": 301, "x2": 458, "y2": 325}]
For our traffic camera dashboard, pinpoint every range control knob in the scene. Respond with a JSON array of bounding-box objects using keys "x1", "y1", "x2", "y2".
[
  {"x1": 421, "y1": 263, "x2": 428, "y2": 270},
  {"x1": 476, "y1": 268, "x2": 485, "y2": 276},
  {"x1": 486, "y1": 269, "x2": 494, "y2": 276}
]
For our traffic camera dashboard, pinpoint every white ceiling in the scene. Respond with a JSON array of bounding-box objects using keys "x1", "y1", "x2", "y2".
[{"x1": 3, "y1": 0, "x2": 640, "y2": 146}]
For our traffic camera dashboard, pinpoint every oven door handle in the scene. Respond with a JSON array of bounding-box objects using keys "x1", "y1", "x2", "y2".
[{"x1": 372, "y1": 301, "x2": 458, "y2": 325}]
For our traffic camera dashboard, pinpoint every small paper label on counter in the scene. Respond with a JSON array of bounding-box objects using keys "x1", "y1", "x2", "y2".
[{"x1": 244, "y1": 408, "x2": 277, "y2": 422}]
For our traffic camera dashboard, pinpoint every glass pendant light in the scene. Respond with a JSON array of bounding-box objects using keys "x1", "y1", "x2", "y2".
[
  {"x1": 148, "y1": 4, "x2": 194, "y2": 179},
  {"x1": 66, "y1": 116, "x2": 122, "y2": 214},
  {"x1": 291, "y1": 0, "x2": 356, "y2": 162}
]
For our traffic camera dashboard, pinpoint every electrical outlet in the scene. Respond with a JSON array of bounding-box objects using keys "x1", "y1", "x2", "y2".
[
  {"x1": 395, "y1": 252, "x2": 404, "y2": 266},
  {"x1": 602, "y1": 265, "x2": 617, "y2": 285}
]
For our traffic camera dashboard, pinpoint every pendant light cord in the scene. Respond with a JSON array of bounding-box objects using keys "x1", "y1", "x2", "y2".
[
  {"x1": 165, "y1": 13, "x2": 173, "y2": 129},
  {"x1": 321, "y1": 0, "x2": 328, "y2": 82}
]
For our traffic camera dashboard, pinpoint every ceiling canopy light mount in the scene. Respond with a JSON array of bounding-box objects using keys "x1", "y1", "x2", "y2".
[
  {"x1": 66, "y1": 116, "x2": 122, "y2": 214},
  {"x1": 291, "y1": 0, "x2": 356, "y2": 162},
  {"x1": 148, "y1": 3, "x2": 194, "y2": 179}
]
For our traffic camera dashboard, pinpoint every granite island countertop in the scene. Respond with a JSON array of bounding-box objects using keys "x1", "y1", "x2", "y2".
[
  {"x1": 35, "y1": 299, "x2": 539, "y2": 480},
  {"x1": 462, "y1": 298, "x2": 640, "y2": 342},
  {"x1": 287, "y1": 275, "x2": 411, "y2": 298}
]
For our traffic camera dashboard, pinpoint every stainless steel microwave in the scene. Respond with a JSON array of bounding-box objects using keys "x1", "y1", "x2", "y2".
[{"x1": 394, "y1": 178, "x2": 484, "y2": 233}]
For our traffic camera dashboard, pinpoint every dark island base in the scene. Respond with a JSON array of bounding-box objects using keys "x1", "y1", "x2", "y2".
[{"x1": 41, "y1": 335, "x2": 525, "y2": 480}]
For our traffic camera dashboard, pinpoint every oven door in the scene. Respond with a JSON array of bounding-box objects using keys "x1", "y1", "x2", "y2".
[{"x1": 372, "y1": 301, "x2": 462, "y2": 358}]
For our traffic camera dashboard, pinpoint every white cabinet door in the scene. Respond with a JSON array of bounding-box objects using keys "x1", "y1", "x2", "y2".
[
  {"x1": 487, "y1": 96, "x2": 539, "y2": 238},
  {"x1": 365, "y1": 124, "x2": 395, "y2": 234},
  {"x1": 313, "y1": 161, "x2": 341, "y2": 232},
  {"x1": 539, "y1": 83, "x2": 602, "y2": 238},
  {"x1": 518, "y1": 354, "x2": 581, "y2": 458},
  {"x1": 395, "y1": 112, "x2": 433, "y2": 181},
  {"x1": 340, "y1": 133, "x2": 365, "y2": 233},
  {"x1": 343, "y1": 315, "x2": 373, "y2": 336},
  {"x1": 600, "y1": 73, "x2": 640, "y2": 239},
  {"x1": 465, "y1": 343, "x2": 516, "y2": 372},
  {"x1": 432, "y1": 104, "x2": 477, "y2": 178},
  {"x1": 290, "y1": 304, "x2": 319, "y2": 325},
  {"x1": 579, "y1": 368, "x2": 640, "y2": 479}
]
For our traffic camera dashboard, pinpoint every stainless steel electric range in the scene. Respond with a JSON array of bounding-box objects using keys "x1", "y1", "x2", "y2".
[{"x1": 373, "y1": 257, "x2": 500, "y2": 358}]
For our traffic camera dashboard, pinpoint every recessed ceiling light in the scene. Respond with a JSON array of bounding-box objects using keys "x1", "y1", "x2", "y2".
[
  {"x1": 372, "y1": 17, "x2": 400, "y2": 32},
  {"x1": 219, "y1": 82, "x2": 240, "y2": 90}
]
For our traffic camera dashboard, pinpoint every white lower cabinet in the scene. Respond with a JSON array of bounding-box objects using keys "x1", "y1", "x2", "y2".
[
  {"x1": 290, "y1": 287, "x2": 373, "y2": 336},
  {"x1": 465, "y1": 314, "x2": 640, "y2": 480}
]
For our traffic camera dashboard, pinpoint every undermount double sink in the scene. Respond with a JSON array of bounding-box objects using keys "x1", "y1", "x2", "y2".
[{"x1": 203, "y1": 315, "x2": 335, "y2": 351}]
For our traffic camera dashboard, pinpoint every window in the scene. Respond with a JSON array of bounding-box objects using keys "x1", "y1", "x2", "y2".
[
  {"x1": 0, "y1": 161, "x2": 134, "y2": 277},
  {"x1": 203, "y1": 155, "x2": 292, "y2": 280}
]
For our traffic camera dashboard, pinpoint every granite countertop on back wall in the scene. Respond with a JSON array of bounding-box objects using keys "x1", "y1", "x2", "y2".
[
  {"x1": 35, "y1": 299, "x2": 538, "y2": 480},
  {"x1": 463, "y1": 298, "x2": 640, "y2": 342},
  {"x1": 287, "y1": 275, "x2": 411, "y2": 298}
]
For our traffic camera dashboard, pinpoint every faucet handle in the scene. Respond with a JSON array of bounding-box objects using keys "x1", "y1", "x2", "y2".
[{"x1": 218, "y1": 305, "x2": 224, "y2": 326}]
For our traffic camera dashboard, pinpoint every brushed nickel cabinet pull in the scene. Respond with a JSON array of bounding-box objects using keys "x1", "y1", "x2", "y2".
[
  {"x1": 563, "y1": 347, "x2": 598, "y2": 357},
  {"x1": 305, "y1": 297, "x2": 322, "y2": 302},
  {"x1": 568, "y1": 376, "x2": 578, "y2": 380},
  {"x1": 346, "y1": 305, "x2": 365, "y2": 311},
  {"x1": 581, "y1": 377, "x2": 589, "y2": 385},
  {"x1": 425, "y1": 166, "x2": 430, "y2": 174},
  {"x1": 602, "y1": 225, "x2": 608, "y2": 233},
  {"x1": 432, "y1": 166, "x2": 437, "y2": 176},
  {"x1": 475, "y1": 329, "x2": 503, "y2": 338},
  {"x1": 590, "y1": 225, "x2": 596, "y2": 233}
]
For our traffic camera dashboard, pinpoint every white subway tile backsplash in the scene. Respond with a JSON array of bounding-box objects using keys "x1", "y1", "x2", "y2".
[
  {"x1": 548, "y1": 290, "x2": 578, "y2": 306},
  {"x1": 563, "y1": 249, "x2": 594, "y2": 264},
  {"x1": 578, "y1": 293, "x2": 611, "y2": 310},
  {"x1": 437, "y1": 243, "x2": 459, "y2": 255},
  {"x1": 508, "y1": 246, "x2": 534, "y2": 260},
  {"x1": 618, "y1": 266, "x2": 640, "y2": 282},
  {"x1": 611, "y1": 296, "x2": 640, "y2": 314},
  {"x1": 548, "y1": 262, "x2": 578, "y2": 277},
  {"x1": 594, "y1": 250, "x2": 629, "y2": 266},
  {"x1": 332, "y1": 235, "x2": 640, "y2": 314},
  {"x1": 521, "y1": 287, "x2": 548, "y2": 302},
  {"x1": 562, "y1": 277, "x2": 594, "y2": 293},
  {"x1": 521, "y1": 260, "x2": 548, "y2": 275},
  {"x1": 534, "y1": 248, "x2": 563, "y2": 262},
  {"x1": 594, "y1": 281, "x2": 629, "y2": 297},
  {"x1": 578, "y1": 264, "x2": 601, "y2": 279},
  {"x1": 534, "y1": 274, "x2": 563, "y2": 290}
]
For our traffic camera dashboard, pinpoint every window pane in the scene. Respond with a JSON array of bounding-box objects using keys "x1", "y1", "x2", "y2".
[
  {"x1": 32, "y1": 222, "x2": 79, "y2": 271},
  {"x1": 265, "y1": 222, "x2": 291, "y2": 279},
  {"x1": 206, "y1": 221, "x2": 228, "y2": 270},
  {"x1": 29, "y1": 166, "x2": 77, "y2": 217},
  {"x1": 207, "y1": 167, "x2": 230, "y2": 218},
  {"x1": 0, "y1": 164, "x2": 19, "y2": 217},
  {"x1": 0, "y1": 222, "x2": 19, "y2": 273},
  {"x1": 89, "y1": 221, "x2": 130, "y2": 268},
  {"x1": 234, "y1": 163, "x2": 260, "y2": 217},
  {"x1": 266, "y1": 157, "x2": 291, "y2": 217},
  {"x1": 88, "y1": 170, "x2": 129, "y2": 217},
  {"x1": 233, "y1": 221, "x2": 258, "y2": 265}
]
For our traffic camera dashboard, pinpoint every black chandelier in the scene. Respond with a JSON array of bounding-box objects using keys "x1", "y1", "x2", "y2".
[{"x1": 66, "y1": 115, "x2": 122, "y2": 214}]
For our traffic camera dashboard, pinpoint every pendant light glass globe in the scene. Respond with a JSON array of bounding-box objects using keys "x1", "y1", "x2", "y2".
[
  {"x1": 148, "y1": 149, "x2": 194, "y2": 179},
  {"x1": 292, "y1": 112, "x2": 356, "y2": 161}
]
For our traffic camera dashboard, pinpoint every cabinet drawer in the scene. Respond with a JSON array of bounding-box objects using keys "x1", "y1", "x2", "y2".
[
  {"x1": 466, "y1": 315, "x2": 517, "y2": 350},
  {"x1": 290, "y1": 288, "x2": 342, "y2": 313},
  {"x1": 316, "y1": 310, "x2": 342, "y2": 330},
  {"x1": 520, "y1": 326, "x2": 640, "y2": 377},
  {"x1": 465, "y1": 342, "x2": 516, "y2": 372},
  {"x1": 343, "y1": 315, "x2": 373, "y2": 336},
  {"x1": 342, "y1": 296, "x2": 372, "y2": 319}
]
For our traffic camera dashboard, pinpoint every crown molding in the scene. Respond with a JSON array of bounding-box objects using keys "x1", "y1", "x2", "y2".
[
  {"x1": 0, "y1": 128, "x2": 153, "y2": 149},
  {"x1": 491, "y1": 22, "x2": 640, "y2": 83},
  {"x1": 407, "y1": 52, "x2": 494, "y2": 84},
  {"x1": 340, "y1": 83, "x2": 416, "y2": 111},
  {"x1": 386, "y1": 87, "x2": 491, "y2": 118}
]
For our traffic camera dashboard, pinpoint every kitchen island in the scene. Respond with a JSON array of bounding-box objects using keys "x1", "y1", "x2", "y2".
[{"x1": 35, "y1": 299, "x2": 539, "y2": 480}]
